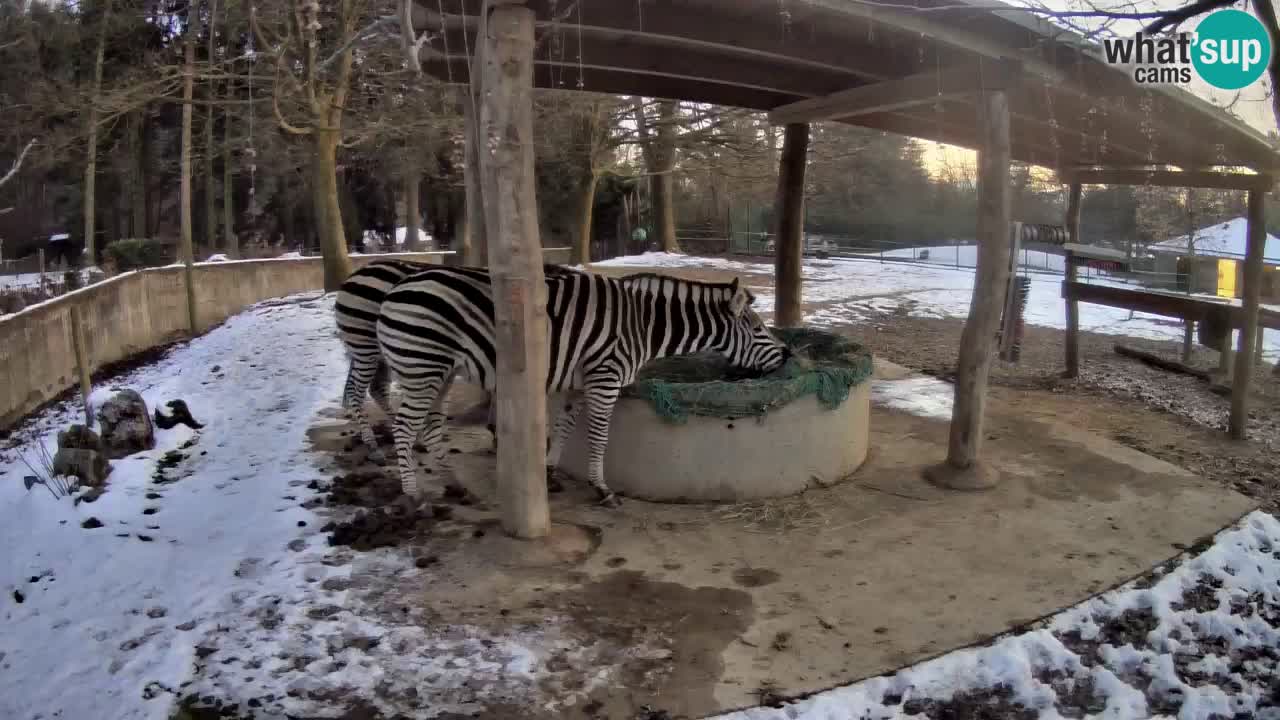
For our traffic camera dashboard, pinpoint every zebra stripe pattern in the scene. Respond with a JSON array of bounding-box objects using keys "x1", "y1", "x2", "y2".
[
  {"x1": 334, "y1": 259, "x2": 436, "y2": 457},
  {"x1": 376, "y1": 265, "x2": 790, "y2": 505}
]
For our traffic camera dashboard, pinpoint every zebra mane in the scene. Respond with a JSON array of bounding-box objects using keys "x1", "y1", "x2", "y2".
[{"x1": 614, "y1": 271, "x2": 738, "y2": 291}]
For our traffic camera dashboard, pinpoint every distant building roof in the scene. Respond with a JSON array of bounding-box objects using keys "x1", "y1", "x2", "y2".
[{"x1": 1150, "y1": 217, "x2": 1280, "y2": 263}]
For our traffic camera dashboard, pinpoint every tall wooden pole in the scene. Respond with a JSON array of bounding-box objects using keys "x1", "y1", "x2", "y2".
[
  {"x1": 1230, "y1": 188, "x2": 1268, "y2": 440},
  {"x1": 773, "y1": 123, "x2": 809, "y2": 328},
  {"x1": 1063, "y1": 183, "x2": 1083, "y2": 377},
  {"x1": 480, "y1": 3, "x2": 549, "y2": 539},
  {"x1": 927, "y1": 85, "x2": 1011, "y2": 490}
]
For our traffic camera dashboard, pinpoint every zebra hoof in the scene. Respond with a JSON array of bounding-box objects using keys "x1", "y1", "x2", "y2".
[
  {"x1": 545, "y1": 467, "x2": 564, "y2": 493},
  {"x1": 596, "y1": 492, "x2": 622, "y2": 509}
]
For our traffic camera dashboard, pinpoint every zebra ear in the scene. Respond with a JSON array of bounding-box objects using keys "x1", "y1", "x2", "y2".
[{"x1": 729, "y1": 279, "x2": 750, "y2": 316}]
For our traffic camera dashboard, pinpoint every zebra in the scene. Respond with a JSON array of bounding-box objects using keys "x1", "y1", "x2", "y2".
[
  {"x1": 334, "y1": 258, "x2": 438, "y2": 460},
  {"x1": 334, "y1": 259, "x2": 589, "y2": 480},
  {"x1": 375, "y1": 265, "x2": 791, "y2": 506}
]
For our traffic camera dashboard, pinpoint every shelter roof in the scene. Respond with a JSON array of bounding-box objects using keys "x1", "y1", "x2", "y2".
[{"x1": 411, "y1": 0, "x2": 1280, "y2": 174}]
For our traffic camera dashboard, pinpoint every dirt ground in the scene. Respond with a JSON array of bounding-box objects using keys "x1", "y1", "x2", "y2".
[
  {"x1": 596, "y1": 258, "x2": 1280, "y2": 515},
  {"x1": 194, "y1": 373, "x2": 1246, "y2": 720},
  {"x1": 830, "y1": 312, "x2": 1280, "y2": 515}
]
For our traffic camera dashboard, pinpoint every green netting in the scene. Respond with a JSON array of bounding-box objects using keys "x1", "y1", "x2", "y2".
[{"x1": 625, "y1": 327, "x2": 875, "y2": 424}]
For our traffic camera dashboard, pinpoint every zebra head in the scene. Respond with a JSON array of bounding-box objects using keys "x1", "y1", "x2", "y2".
[{"x1": 718, "y1": 278, "x2": 790, "y2": 373}]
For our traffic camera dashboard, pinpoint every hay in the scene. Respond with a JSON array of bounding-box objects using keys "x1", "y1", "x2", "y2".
[{"x1": 626, "y1": 327, "x2": 874, "y2": 423}]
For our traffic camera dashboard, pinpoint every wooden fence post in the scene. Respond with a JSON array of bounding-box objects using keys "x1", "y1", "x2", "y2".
[
  {"x1": 773, "y1": 122, "x2": 809, "y2": 328},
  {"x1": 1229, "y1": 189, "x2": 1267, "y2": 440},
  {"x1": 1063, "y1": 183, "x2": 1082, "y2": 377},
  {"x1": 480, "y1": 2, "x2": 550, "y2": 539},
  {"x1": 927, "y1": 81, "x2": 1012, "y2": 491},
  {"x1": 70, "y1": 305, "x2": 94, "y2": 427}
]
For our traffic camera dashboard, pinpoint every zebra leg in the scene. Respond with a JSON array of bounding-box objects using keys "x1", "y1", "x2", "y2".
[
  {"x1": 369, "y1": 359, "x2": 393, "y2": 416},
  {"x1": 342, "y1": 356, "x2": 385, "y2": 462},
  {"x1": 581, "y1": 377, "x2": 623, "y2": 507},
  {"x1": 420, "y1": 373, "x2": 461, "y2": 493},
  {"x1": 392, "y1": 373, "x2": 447, "y2": 498},
  {"x1": 485, "y1": 391, "x2": 498, "y2": 452},
  {"x1": 544, "y1": 392, "x2": 583, "y2": 493}
]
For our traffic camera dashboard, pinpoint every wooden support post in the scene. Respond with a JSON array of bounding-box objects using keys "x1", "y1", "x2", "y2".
[
  {"x1": 480, "y1": 2, "x2": 550, "y2": 539},
  {"x1": 69, "y1": 305, "x2": 94, "y2": 427},
  {"x1": 773, "y1": 122, "x2": 809, "y2": 328},
  {"x1": 1229, "y1": 189, "x2": 1267, "y2": 440},
  {"x1": 1063, "y1": 183, "x2": 1082, "y2": 377},
  {"x1": 927, "y1": 86, "x2": 1011, "y2": 490}
]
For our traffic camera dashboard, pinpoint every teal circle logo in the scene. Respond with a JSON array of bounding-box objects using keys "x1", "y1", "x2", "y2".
[{"x1": 1192, "y1": 9, "x2": 1272, "y2": 90}]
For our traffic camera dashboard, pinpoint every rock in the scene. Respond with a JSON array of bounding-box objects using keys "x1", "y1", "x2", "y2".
[
  {"x1": 154, "y1": 399, "x2": 203, "y2": 431},
  {"x1": 58, "y1": 424, "x2": 104, "y2": 453},
  {"x1": 96, "y1": 390, "x2": 155, "y2": 458},
  {"x1": 53, "y1": 448, "x2": 110, "y2": 487}
]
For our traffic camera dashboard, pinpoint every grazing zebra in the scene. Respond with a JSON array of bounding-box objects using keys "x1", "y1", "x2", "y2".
[
  {"x1": 334, "y1": 259, "x2": 583, "y2": 468},
  {"x1": 334, "y1": 259, "x2": 436, "y2": 459},
  {"x1": 376, "y1": 265, "x2": 790, "y2": 506}
]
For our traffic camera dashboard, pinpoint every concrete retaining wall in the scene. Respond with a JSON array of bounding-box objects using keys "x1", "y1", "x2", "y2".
[{"x1": 0, "y1": 248, "x2": 573, "y2": 431}]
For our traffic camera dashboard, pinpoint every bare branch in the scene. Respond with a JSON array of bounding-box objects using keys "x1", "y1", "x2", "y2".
[
  {"x1": 322, "y1": 14, "x2": 398, "y2": 70},
  {"x1": 0, "y1": 138, "x2": 37, "y2": 189},
  {"x1": 398, "y1": 0, "x2": 421, "y2": 73},
  {"x1": 1144, "y1": 0, "x2": 1238, "y2": 33}
]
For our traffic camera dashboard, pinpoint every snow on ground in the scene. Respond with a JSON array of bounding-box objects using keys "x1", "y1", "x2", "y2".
[
  {"x1": 0, "y1": 266, "x2": 99, "y2": 290},
  {"x1": 0, "y1": 293, "x2": 589, "y2": 720},
  {"x1": 871, "y1": 377, "x2": 954, "y2": 421},
  {"x1": 361, "y1": 226, "x2": 434, "y2": 250},
  {"x1": 869, "y1": 243, "x2": 1068, "y2": 273},
  {"x1": 595, "y1": 252, "x2": 1280, "y2": 363},
  {"x1": 715, "y1": 510, "x2": 1280, "y2": 720}
]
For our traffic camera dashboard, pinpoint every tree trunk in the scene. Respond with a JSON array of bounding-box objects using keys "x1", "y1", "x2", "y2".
[
  {"x1": 129, "y1": 111, "x2": 148, "y2": 237},
  {"x1": 180, "y1": 0, "x2": 200, "y2": 333},
  {"x1": 222, "y1": 106, "x2": 235, "y2": 256},
  {"x1": 314, "y1": 131, "x2": 353, "y2": 290},
  {"x1": 221, "y1": 8, "x2": 235, "y2": 257},
  {"x1": 653, "y1": 100, "x2": 679, "y2": 253},
  {"x1": 82, "y1": 0, "x2": 113, "y2": 266},
  {"x1": 479, "y1": 4, "x2": 549, "y2": 538},
  {"x1": 573, "y1": 171, "x2": 598, "y2": 265},
  {"x1": 1063, "y1": 183, "x2": 1083, "y2": 377},
  {"x1": 1230, "y1": 189, "x2": 1268, "y2": 439},
  {"x1": 773, "y1": 123, "x2": 809, "y2": 328},
  {"x1": 405, "y1": 169, "x2": 421, "y2": 251},
  {"x1": 462, "y1": 89, "x2": 486, "y2": 265},
  {"x1": 653, "y1": 172, "x2": 678, "y2": 253},
  {"x1": 204, "y1": 0, "x2": 219, "y2": 252},
  {"x1": 934, "y1": 88, "x2": 1011, "y2": 486}
]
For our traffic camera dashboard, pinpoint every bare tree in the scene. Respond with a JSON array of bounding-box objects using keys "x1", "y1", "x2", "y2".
[
  {"x1": 82, "y1": 0, "x2": 114, "y2": 267},
  {"x1": 251, "y1": 0, "x2": 363, "y2": 290}
]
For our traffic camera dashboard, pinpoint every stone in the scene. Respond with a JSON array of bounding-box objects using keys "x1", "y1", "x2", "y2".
[
  {"x1": 96, "y1": 389, "x2": 155, "y2": 458},
  {"x1": 53, "y1": 447, "x2": 111, "y2": 487},
  {"x1": 154, "y1": 399, "x2": 203, "y2": 430},
  {"x1": 58, "y1": 424, "x2": 104, "y2": 453}
]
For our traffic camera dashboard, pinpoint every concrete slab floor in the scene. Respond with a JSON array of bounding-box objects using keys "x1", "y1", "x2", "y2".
[{"x1": 317, "y1": 370, "x2": 1255, "y2": 719}]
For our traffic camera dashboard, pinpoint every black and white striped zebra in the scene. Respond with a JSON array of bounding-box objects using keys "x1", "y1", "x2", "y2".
[
  {"x1": 334, "y1": 259, "x2": 438, "y2": 459},
  {"x1": 376, "y1": 265, "x2": 790, "y2": 506},
  {"x1": 334, "y1": 259, "x2": 585, "y2": 475}
]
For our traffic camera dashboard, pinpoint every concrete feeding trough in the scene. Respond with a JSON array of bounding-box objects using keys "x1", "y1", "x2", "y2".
[{"x1": 560, "y1": 328, "x2": 874, "y2": 503}]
